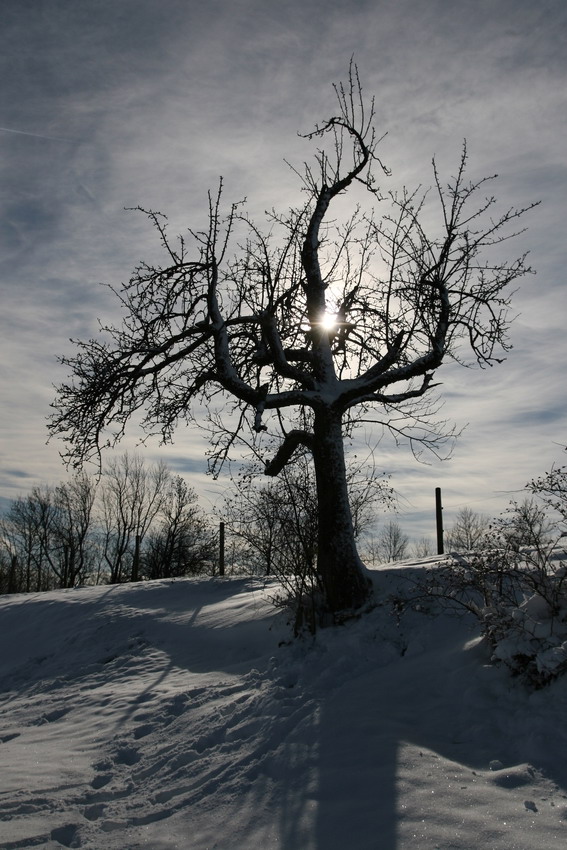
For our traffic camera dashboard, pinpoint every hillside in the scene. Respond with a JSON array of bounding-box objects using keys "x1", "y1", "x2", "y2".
[{"x1": 1, "y1": 563, "x2": 566, "y2": 849}]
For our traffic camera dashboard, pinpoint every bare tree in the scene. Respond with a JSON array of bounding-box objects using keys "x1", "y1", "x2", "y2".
[
  {"x1": 528, "y1": 459, "x2": 567, "y2": 532},
  {"x1": 223, "y1": 472, "x2": 303, "y2": 577},
  {"x1": 412, "y1": 536, "x2": 434, "y2": 558},
  {"x1": 0, "y1": 463, "x2": 208, "y2": 592},
  {"x1": 499, "y1": 497, "x2": 553, "y2": 553},
  {"x1": 0, "y1": 519, "x2": 24, "y2": 593},
  {"x1": 3, "y1": 487, "x2": 56, "y2": 592},
  {"x1": 223, "y1": 450, "x2": 389, "y2": 579},
  {"x1": 1, "y1": 476, "x2": 99, "y2": 591},
  {"x1": 368, "y1": 519, "x2": 410, "y2": 563},
  {"x1": 143, "y1": 475, "x2": 214, "y2": 579},
  {"x1": 49, "y1": 64, "x2": 536, "y2": 616},
  {"x1": 49, "y1": 474, "x2": 99, "y2": 588},
  {"x1": 445, "y1": 506, "x2": 489, "y2": 552},
  {"x1": 99, "y1": 453, "x2": 169, "y2": 583}
]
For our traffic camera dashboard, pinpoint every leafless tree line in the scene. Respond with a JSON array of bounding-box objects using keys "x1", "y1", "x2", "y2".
[
  {"x1": 359, "y1": 499, "x2": 554, "y2": 567},
  {"x1": 0, "y1": 453, "x2": 214, "y2": 594},
  {"x1": 2, "y1": 441, "x2": 558, "y2": 600}
]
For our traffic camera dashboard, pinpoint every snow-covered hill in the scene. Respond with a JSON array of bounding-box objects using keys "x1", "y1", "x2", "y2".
[{"x1": 1, "y1": 563, "x2": 566, "y2": 849}]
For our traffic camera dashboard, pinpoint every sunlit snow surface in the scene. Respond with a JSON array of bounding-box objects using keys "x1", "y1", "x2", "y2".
[{"x1": 1, "y1": 563, "x2": 567, "y2": 849}]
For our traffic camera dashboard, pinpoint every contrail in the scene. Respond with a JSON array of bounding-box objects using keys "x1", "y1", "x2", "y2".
[{"x1": 0, "y1": 126, "x2": 73, "y2": 142}]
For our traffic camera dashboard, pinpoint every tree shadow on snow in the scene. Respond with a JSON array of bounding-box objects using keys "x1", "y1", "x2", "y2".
[
  {"x1": 308, "y1": 566, "x2": 567, "y2": 850},
  {"x1": 3, "y1": 572, "x2": 567, "y2": 850}
]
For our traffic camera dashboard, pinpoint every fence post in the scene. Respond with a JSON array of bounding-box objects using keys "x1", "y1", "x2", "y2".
[
  {"x1": 435, "y1": 487, "x2": 444, "y2": 555},
  {"x1": 132, "y1": 534, "x2": 141, "y2": 582},
  {"x1": 8, "y1": 554, "x2": 18, "y2": 594},
  {"x1": 219, "y1": 521, "x2": 225, "y2": 576}
]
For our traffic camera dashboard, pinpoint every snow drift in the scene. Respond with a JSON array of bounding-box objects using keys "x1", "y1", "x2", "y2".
[{"x1": 1, "y1": 564, "x2": 567, "y2": 849}]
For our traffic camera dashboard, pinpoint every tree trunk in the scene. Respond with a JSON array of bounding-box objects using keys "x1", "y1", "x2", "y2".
[{"x1": 312, "y1": 406, "x2": 372, "y2": 614}]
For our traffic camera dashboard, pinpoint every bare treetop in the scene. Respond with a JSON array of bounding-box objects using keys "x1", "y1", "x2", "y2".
[{"x1": 50, "y1": 63, "x2": 537, "y2": 615}]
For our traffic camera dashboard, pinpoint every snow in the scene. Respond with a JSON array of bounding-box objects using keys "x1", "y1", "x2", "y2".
[{"x1": 1, "y1": 564, "x2": 567, "y2": 849}]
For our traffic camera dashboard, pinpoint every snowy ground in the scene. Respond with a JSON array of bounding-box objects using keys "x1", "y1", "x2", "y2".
[{"x1": 1, "y1": 560, "x2": 567, "y2": 849}]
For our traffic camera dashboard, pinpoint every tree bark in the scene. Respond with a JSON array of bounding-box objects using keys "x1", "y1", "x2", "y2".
[{"x1": 312, "y1": 406, "x2": 372, "y2": 614}]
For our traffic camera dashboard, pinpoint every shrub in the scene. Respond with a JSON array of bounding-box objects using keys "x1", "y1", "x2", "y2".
[{"x1": 402, "y1": 488, "x2": 567, "y2": 687}]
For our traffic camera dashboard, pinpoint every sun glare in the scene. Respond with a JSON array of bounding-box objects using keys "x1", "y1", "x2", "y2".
[{"x1": 320, "y1": 312, "x2": 337, "y2": 331}]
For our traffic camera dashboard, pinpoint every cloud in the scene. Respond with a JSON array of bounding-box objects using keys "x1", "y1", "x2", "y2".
[
  {"x1": 0, "y1": 126, "x2": 74, "y2": 142},
  {"x1": 1, "y1": 0, "x2": 566, "y2": 540}
]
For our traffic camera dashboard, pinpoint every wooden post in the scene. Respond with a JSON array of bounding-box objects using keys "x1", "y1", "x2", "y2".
[
  {"x1": 8, "y1": 554, "x2": 18, "y2": 594},
  {"x1": 132, "y1": 534, "x2": 141, "y2": 582},
  {"x1": 435, "y1": 487, "x2": 444, "y2": 555},
  {"x1": 219, "y1": 521, "x2": 225, "y2": 576}
]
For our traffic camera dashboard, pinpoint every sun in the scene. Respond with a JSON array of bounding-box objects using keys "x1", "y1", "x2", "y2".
[{"x1": 320, "y1": 312, "x2": 337, "y2": 331}]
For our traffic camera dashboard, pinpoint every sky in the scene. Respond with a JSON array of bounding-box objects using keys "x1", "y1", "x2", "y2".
[{"x1": 1, "y1": 0, "x2": 566, "y2": 541}]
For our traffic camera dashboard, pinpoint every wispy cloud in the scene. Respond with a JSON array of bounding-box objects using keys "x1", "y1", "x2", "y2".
[
  {"x1": 1, "y1": 0, "x2": 565, "y2": 538},
  {"x1": 0, "y1": 126, "x2": 73, "y2": 142}
]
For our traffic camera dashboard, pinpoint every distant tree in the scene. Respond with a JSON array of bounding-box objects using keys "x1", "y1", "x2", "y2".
[
  {"x1": 528, "y1": 459, "x2": 567, "y2": 532},
  {"x1": 0, "y1": 461, "x2": 210, "y2": 593},
  {"x1": 143, "y1": 475, "x2": 214, "y2": 579},
  {"x1": 99, "y1": 453, "x2": 169, "y2": 583},
  {"x1": 1, "y1": 476, "x2": 99, "y2": 592},
  {"x1": 412, "y1": 536, "x2": 434, "y2": 558},
  {"x1": 2, "y1": 487, "x2": 55, "y2": 592},
  {"x1": 49, "y1": 64, "x2": 537, "y2": 617},
  {"x1": 223, "y1": 469, "x2": 315, "y2": 579},
  {"x1": 499, "y1": 497, "x2": 553, "y2": 553},
  {"x1": 0, "y1": 528, "x2": 21, "y2": 594},
  {"x1": 445, "y1": 506, "x2": 489, "y2": 552},
  {"x1": 225, "y1": 462, "x2": 319, "y2": 625},
  {"x1": 377, "y1": 520, "x2": 410, "y2": 563},
  {"x1": 363, "y1": 519, "x2": 409, "y2": 564},
  {"x1": 49, "y1": 474, "x2": 99, "y2": 588},
  {"x1": 223, "y1": 451, "x2": 389, "y2": 578}
]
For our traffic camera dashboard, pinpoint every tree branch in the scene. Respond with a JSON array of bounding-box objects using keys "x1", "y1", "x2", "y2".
[{"x1": 264, "y1": 430, "x2": 315, "y2": 476}]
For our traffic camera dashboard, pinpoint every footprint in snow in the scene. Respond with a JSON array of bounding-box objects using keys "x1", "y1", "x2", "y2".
[
  {"x1": 91, "y1": 773, "x2": 113, "y2": 790},
  {"x1": 133, "y1": 723, "x2": 154, "y2": 739},
  {"x1": 50, "y1": 823, "x2": 81, "y2": 848},
  {"x1": 0, "y1": 732, "x2": 20, "y2": 743},
  {"x1": 84, "y1": 802, "x2": 106, "y2": 821},
  {"x1": 113, "y1": 745, "x2": 140, "y2": 766}
]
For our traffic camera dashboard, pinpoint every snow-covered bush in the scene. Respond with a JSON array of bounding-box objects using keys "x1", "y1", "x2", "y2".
[
  {"x1": 483, "y1": 585, "x2": 567, "y2": 686},
  {"x1": 404, "y1": 484, "x2": 567, "y2": 687}
]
